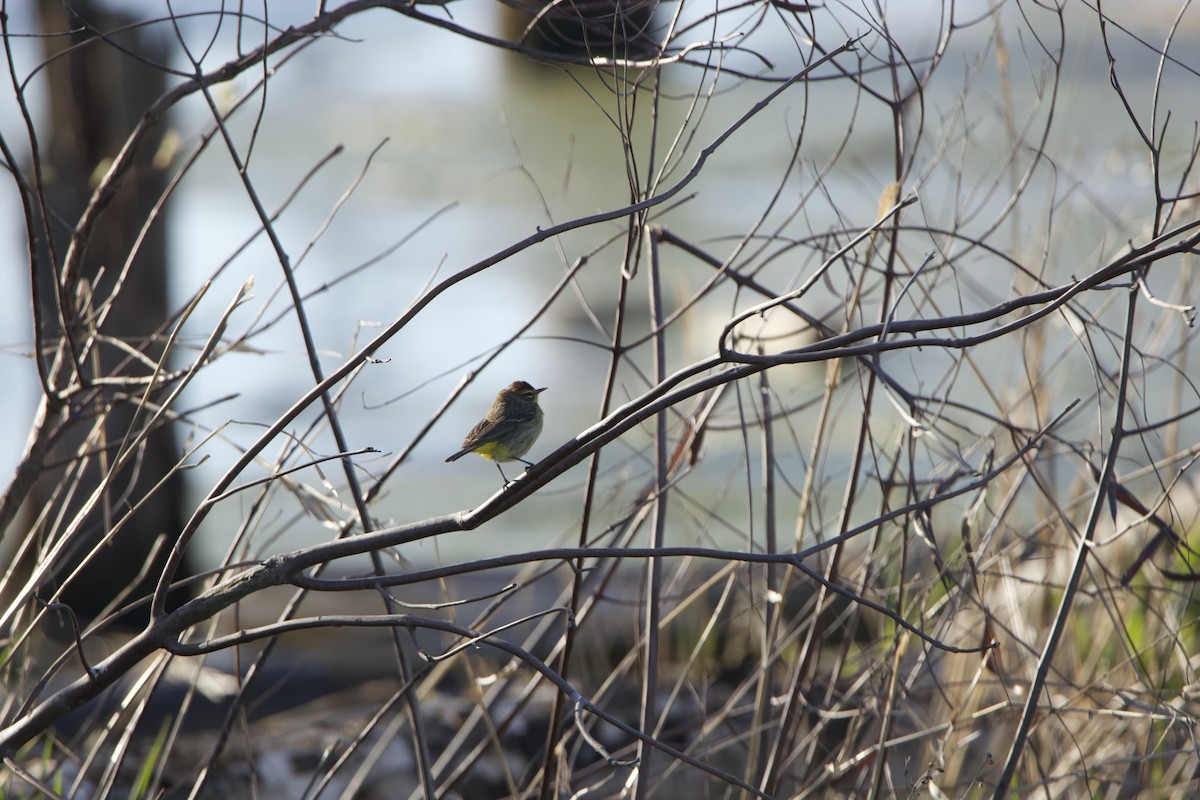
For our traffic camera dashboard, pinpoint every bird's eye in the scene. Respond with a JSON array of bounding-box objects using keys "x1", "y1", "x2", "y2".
[{"x1": 524, "y1": 391, "x2": 534, "y2": 399}]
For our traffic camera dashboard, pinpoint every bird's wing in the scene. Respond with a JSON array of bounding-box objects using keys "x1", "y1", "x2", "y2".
[{"x1": 462, "y1": 411, "x2": 526, "y2": 448}]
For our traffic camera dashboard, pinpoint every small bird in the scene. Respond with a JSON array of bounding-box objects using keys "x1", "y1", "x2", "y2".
[{"x1": 446, "y1": 381, "x2": 546, "y2": 485}]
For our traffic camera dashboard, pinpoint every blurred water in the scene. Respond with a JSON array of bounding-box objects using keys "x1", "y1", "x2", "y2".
[{"x1": 1, "y1": 2, "x2": 1197, "y2": 570}]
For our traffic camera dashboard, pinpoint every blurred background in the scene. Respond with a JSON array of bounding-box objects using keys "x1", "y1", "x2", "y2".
[
  {"x1": 4, "y1": 2, "x2": 1200, "y2": 797},
  {"x1": 2, "y1": 1, "x2": 1195, "y2": 573}
]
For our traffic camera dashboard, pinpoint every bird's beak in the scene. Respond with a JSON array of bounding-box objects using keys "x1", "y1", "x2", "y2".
[{"x1": 537, "y1": 387, "x2": 548, "y2": 393}]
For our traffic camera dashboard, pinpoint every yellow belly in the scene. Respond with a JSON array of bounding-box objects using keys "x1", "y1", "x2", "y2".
[{"x1": 472, "y1": 440, "x2": 513, "y2": 461}]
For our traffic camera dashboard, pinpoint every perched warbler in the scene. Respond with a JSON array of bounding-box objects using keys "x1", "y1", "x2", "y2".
[{"x1": 446, "y1": 381, "x2": 546, "y2": 484}]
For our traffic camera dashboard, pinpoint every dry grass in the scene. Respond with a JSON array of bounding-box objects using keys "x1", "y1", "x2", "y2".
[{"x1": 2, "y1": 2, "x2": 1200, "y2": 798}]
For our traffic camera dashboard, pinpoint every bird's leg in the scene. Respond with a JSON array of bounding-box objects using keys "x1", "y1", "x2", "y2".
[
  {"x1": 517, "y1": 457, "x2": 535, "y2": 473},
  {"x1": 496, "y1": 463, "x2": 512, "y2": 486}
]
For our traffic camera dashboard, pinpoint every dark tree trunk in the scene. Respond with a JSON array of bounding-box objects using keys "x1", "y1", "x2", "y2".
[{"x1": 29, "y1": 0, "x2": 192, "y2": 622}]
